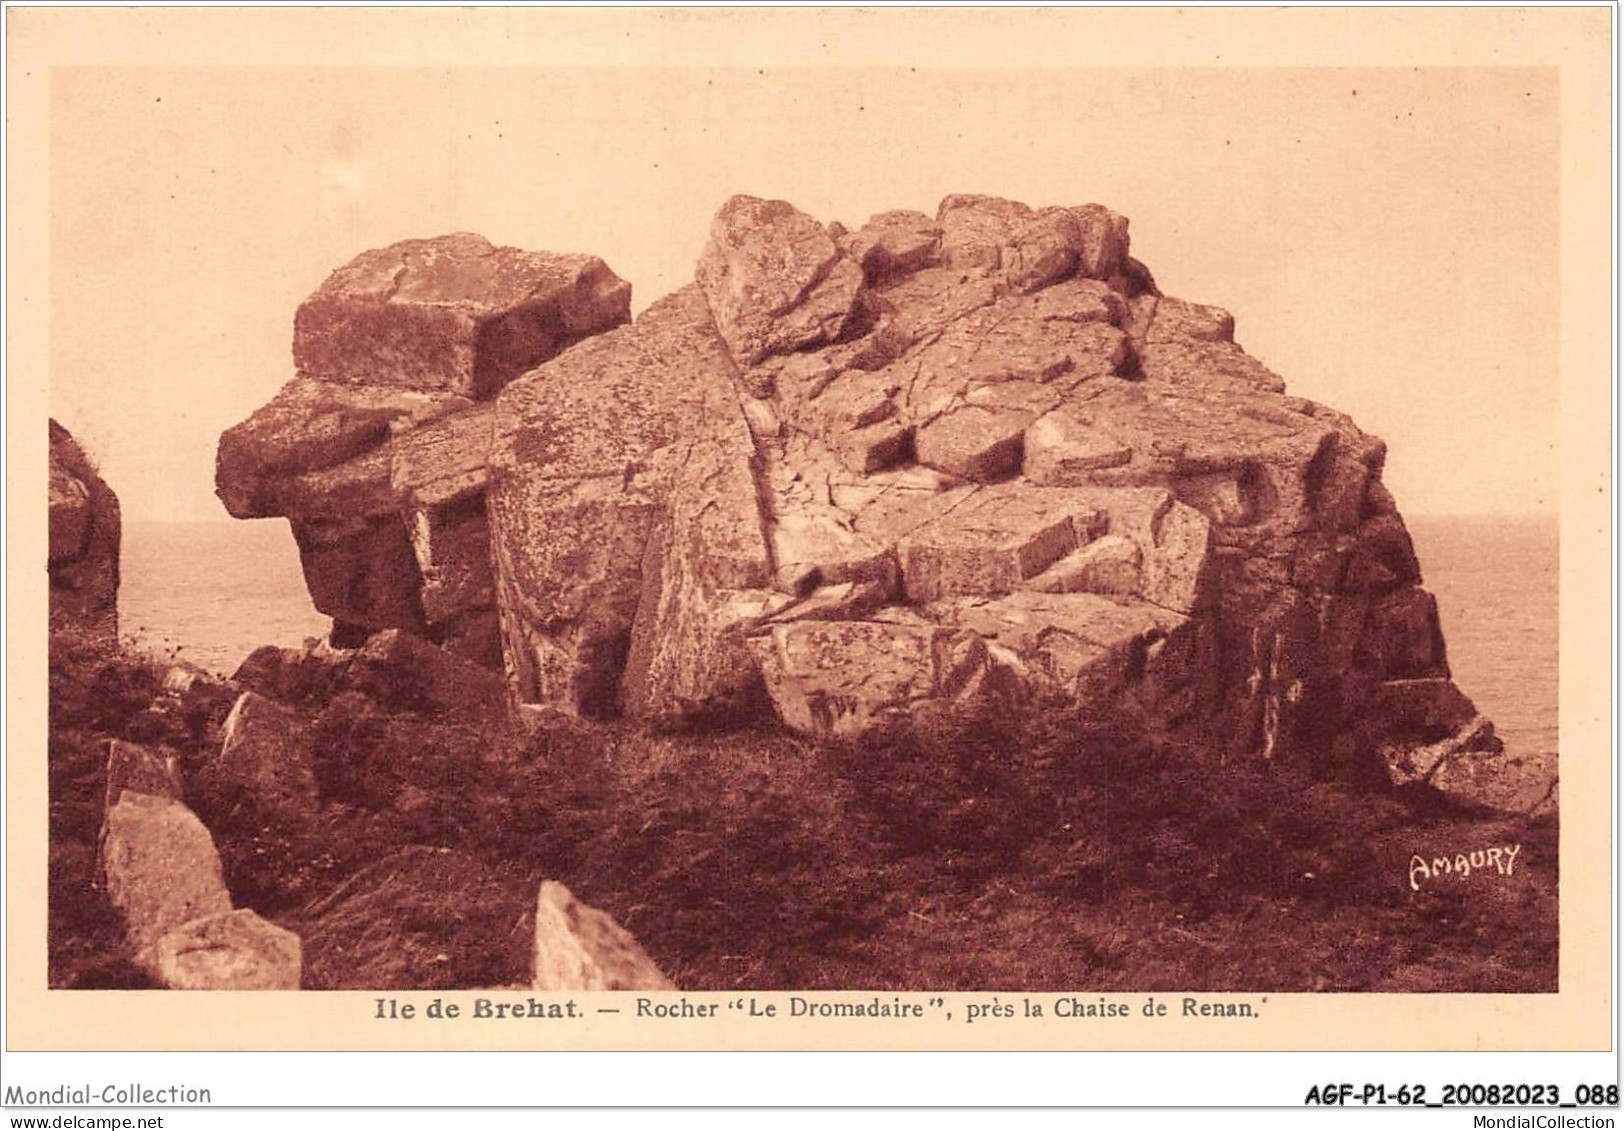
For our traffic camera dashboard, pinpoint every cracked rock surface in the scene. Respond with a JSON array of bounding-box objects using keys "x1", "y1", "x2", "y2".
[
  {"x1": 217, "y1": 234, "x2": 632, "y2": 667},
  {"x1": 218, "y1": 195, "x2": 1501, "y2": 780},
  {"x1": 50, "y1": 420, "x2": 122, "y2": 642}
]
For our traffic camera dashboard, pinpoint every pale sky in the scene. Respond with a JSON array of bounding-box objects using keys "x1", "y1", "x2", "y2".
[{"x1": 49, "y1": 65, "x2": 1557, "y2": 522}]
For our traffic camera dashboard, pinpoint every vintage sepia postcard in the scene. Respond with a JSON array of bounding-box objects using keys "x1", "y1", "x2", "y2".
[{"x1": 3, "y1": 7, "x2": 1614, "y2": 1096}]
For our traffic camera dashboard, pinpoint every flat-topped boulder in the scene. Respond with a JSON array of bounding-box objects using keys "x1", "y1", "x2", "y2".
[
  {"x1": 215, "y1": 378, "x2": 473, "y2": 519},
  {"x1": 896, "y1": 486, "x2": 1106, "y2": 600},
  {"x1": 293, "y1": 232, "x2": 631, "y2": 397}
]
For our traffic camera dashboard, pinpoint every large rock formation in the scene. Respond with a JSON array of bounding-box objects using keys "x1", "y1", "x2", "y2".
[
  {"x1": 49, "y1": 419, "x2": 121, "y2": 640},
  {"x1": 216, "y1": 233, "x2": 632, "y2": 666},
  {"x1": 218, "y1": 195, "x2": 1502, "y2": 784}
]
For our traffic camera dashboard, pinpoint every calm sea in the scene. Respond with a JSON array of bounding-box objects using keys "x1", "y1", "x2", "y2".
[
  {"x1": 1406, "y1": 514, "x2": 1559, "y2": 767},
  {"x1": 121, "y1": 519, "x2": 330, "y2": 675},
  {"x1": 118, "y1": 515, "x2": 1559, "y2": 763}
]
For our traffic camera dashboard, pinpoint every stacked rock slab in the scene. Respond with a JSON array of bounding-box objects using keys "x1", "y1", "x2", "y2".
[
  {"x1": 216, "y1": 233, "x2": 632, "y2": 666},
  {"x1": 222, "y1": 195, "x2": 1500, "y2": 781},
  {"x1": 49, "y1": 420, "x2": 121, "y2": 641}
]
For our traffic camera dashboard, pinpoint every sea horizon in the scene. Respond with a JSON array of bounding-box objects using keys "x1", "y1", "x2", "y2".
[{"x1": 116, "y1": 512, "x2": 1559, "y2": 775}]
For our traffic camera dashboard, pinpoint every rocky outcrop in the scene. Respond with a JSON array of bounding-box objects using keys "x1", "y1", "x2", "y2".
[
  {"x1": 489, "y1": 283, "x2": 775, "y2": 723},
  {"x1": 216, "y1": 234, "x2": 632, "y2": 668},
  {"x1": 218, "y1": 195, "x2": 1508, "y2": 791},
  {"x1": 49, "y1": 420, "x2": 121, "y2": 641}
]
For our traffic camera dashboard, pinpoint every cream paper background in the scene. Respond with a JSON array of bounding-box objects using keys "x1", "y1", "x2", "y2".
[{"x1": 5, "y1": 7, "x2": 1612, "y2": 1052}]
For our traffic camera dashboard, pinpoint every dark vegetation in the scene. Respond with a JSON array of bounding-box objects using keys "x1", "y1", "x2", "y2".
[{"x1": 50, "y1": 627, "x2": 1557, "y2": 992}]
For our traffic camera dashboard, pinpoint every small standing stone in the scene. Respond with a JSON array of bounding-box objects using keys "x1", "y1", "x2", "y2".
[
  {"x1": 100, "y1": 793, "x2": 232, "y2": 973},
  {"x1": 532, "y1": 881, "x2": 675, "y2": 992},
  {"x1": 215, "y1": 691, "x2": 320, "y2": 822}
]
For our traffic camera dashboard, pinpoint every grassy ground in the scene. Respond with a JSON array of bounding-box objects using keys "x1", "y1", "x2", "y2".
[{"x1": 49, "y1": 630, "x2": 1557, "y2": 993}]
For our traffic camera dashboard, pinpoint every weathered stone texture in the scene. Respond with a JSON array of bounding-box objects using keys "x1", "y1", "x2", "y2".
[
  {"x1": 217, "y1": 194, "x2": 1520, "y2": 804},
  {"x1": 217, "y1": 236, "x2": 633, "y2": 667},
  {"x1": 697, "y1": 195, "x2": 863, "y2": 366},
  {"x1": 105, "y1": 739, "x2": 184, "y2": 810},
  {"x1": 212, "y1": 691, "x2": 320, "y2": 823},
  {"x1": 293, "y1": 232, "x2": 631, "y2": 397},
  {"x1": 155, "y1": 909, "x2": 303, "y2": 990},
  {"x1": 532, "y1": 881, "x2": 675, "y2": 991},
  {"x1": 489, "y1": 284, "x2": 768, "y2": 718},
  {"x1": 49, "y1": 420, "x2": 121, "y2": 641},
  {"x1": 100, "y1": 793, "x2": 233, "y2": 972}
]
